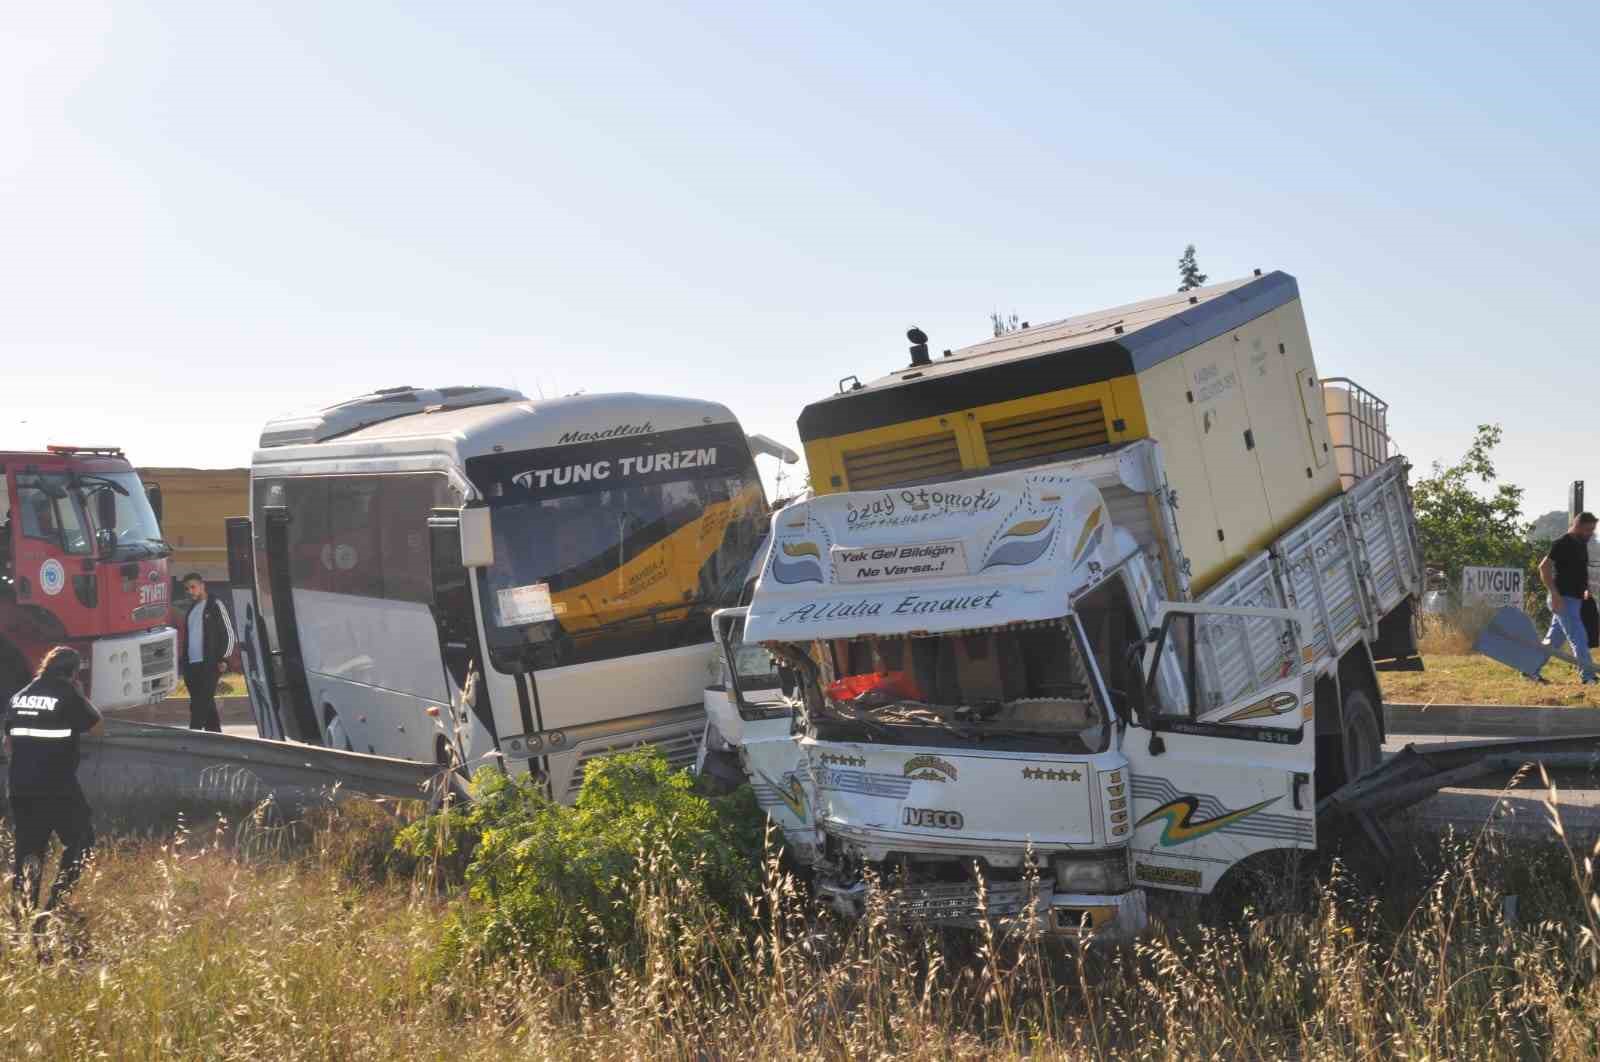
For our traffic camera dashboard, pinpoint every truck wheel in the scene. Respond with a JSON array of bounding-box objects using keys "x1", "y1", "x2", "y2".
[{"x1": 1340, "y1": 688, "x2": 1382, "y2": 787}]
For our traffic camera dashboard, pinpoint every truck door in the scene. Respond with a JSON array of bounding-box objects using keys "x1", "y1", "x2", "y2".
[
  {"x1": 1122, "y1": 604, "x2": 1316, "y2": 895},
  {"x1": 711, "y1": 607, "x2": 816, "y2": 863}
]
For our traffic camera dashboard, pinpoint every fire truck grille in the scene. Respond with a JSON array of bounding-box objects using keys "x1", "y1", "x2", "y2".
[{"x1": 140, "y1": 637, "x2": 175, "y2": 677}]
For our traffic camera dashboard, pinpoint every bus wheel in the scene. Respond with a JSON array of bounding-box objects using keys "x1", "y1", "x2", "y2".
[{"x1": 1340, "y1": 688, "x2": 1382, "y2": 787}]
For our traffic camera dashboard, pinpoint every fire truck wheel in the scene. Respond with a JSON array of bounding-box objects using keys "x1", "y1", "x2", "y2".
[{"x1": 1340, "y1": 688, "x2": 1382, "y2": 787}]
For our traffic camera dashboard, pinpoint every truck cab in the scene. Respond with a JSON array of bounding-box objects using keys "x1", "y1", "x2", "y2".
[
  {"x1": 713, "y1": 467, "x2": 1317, "y2": 940},
  {"x1": 0, "y1": 446, "x2": 178, "y2": 708}
]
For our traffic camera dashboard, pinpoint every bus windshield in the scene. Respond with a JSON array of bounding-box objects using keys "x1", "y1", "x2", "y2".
[{"x1": 465, "y1": 422, "x2": 769, "y2": 672}]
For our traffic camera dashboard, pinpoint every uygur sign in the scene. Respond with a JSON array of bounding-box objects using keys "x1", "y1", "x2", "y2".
[{"x1": 1461, "y1": 566, "x2": 1523, "y2": 607}]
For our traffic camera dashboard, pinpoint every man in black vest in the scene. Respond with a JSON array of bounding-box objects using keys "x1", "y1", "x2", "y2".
[
  {"x1": 181, "y1": 573, "x2": 236, "y2": 732},
  {"x1": 5, "y1": 645, "x2": 102, "y2": 954}
]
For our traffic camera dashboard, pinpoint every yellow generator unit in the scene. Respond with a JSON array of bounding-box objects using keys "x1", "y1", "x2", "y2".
[{"x1": 797, "y1": 271, "x2": 1343, "y2": 592}]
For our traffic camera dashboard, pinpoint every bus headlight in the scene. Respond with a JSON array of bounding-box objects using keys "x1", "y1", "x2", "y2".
[{"x1": 1052, "y1": 849, "x2": 1132, "y2": 894}]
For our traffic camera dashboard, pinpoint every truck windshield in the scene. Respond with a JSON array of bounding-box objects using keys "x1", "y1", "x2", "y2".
[
  {"x1": 76, "y1": 471, "x2": 168, "y2": 559},
  {"x1": 15, "y1": 473, "x2": 92, "y2": 555},
  {"x1": 465, "y1": 422, "x2": 769, "y2": 672},
  {"x1": 796, "y1": 622, "x2": 1110, "y2": 753}
]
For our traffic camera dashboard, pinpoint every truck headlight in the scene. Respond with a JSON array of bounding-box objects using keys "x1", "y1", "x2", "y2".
[{"x1": 1052, "y1": 849, "x2": 1132, "y2": 894}]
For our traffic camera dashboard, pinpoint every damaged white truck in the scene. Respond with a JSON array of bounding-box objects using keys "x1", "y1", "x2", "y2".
[{"x1": 701, "y1": 272, "x2": 1436, "y2": 939}]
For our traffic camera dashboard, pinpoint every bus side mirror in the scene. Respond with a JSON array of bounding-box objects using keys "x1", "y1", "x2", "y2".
[
  {"x1": 459, "y1": 504, "x2": 494, "y2": 568},
  {"x1": 145, "y1": 483, "x2": 164, "y2": 527},
  {"x1": 747, "y1": 434, "x2": 799, "y2": 464}
]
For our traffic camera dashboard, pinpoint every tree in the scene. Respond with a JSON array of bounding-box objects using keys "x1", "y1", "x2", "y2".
[
  {"x1": 1411, "y1": 424, "x2": 1538, "y2": 599},
  {"x1": 991, "y1": 311, "x2": 1021, "y2": 338},
  {"x1": 1177, "y1": 244, "x2": 1207, "y2": 292}
]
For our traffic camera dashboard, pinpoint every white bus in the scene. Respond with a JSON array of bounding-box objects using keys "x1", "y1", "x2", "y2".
[{"x1": 231, "y1": 386, "x2": 794, "y2": 799}]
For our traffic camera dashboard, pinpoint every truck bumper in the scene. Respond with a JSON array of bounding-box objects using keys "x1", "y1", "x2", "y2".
[
  {"x1": 816, "y1": 876, "x2": 1148, "y2": 943},
  {"x1": 89, "y1": 627, "x2": 178, "y2": 709}
]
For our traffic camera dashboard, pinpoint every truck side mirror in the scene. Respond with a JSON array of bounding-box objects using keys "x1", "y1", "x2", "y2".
[
  {"x1": 95, "y1": 488, "x2": 118, "y2": 549},
  {"x1": 146, "y1": 483, "x2": 164, "y2": 527},
  {"x1": 459, "y1": 503, "x2": 494, "y2": 568}
]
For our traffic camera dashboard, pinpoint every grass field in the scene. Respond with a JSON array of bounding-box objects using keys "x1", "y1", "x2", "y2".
[
  {"x1": 1377, "y1": 609, "x2": 1600, "y2": 707},
  {"x1": 1384, "y1": 653, "x2": 1600, "y2": 707},
  {"x1": 0, "y1": 789, "x2": 1595, "y2": 1060},
  {"x1": 167, "y1": 674, "x2": 247, "y2": 700}
]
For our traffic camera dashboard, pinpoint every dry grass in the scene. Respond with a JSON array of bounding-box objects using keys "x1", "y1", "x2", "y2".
[
  {"x1": 1384, "y1": 607, "x2": 1600, "y2": 707},
  {"x1": 167, "y1": 675, "x2": 247, "y2": 700},
  {"x1": 1384, "y1": 655, "x2": 1600, "y2": 708},
  {"x1": 0, "y1": 782, "x2": 1596, "y2": 1060}
]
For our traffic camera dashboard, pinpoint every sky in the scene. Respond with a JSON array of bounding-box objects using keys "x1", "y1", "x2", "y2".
[{"x1": 3, "y1": 1, "x2": 1596, "y2": 514}]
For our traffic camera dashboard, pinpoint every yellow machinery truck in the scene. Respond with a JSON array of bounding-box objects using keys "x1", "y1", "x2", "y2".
[{"x1": 798, "y1": 270, "x2": 1390, "y2": 601}]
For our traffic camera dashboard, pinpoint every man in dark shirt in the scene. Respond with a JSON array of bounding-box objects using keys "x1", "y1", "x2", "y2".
[
  {"x1": 4, "y1": 645, "x2": 102, "y2": 951},
  {"x1": 1539, "y1": 512, "x2": 1599, "y2": 684}
]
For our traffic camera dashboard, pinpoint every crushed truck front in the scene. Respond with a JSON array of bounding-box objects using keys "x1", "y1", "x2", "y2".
[{"x1": 735, "y1": 468, "x2": 1154, "y2": 939}]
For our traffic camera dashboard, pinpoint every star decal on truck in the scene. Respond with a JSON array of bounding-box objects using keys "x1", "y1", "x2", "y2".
[
  {"x1": 1021, "y1": 766, "x2": 1083, "y2": 782},
  {"x1": 1135, "y1": 795, "x2": 1281, "y2": 847}
]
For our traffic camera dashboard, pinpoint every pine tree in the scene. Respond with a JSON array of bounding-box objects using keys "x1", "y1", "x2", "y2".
[{"x1": 1177, "y1": 245, "x2": 1207, "y2": 292}]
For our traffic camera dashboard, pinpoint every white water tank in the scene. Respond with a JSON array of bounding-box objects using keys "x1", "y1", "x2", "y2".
[{"x1": 1323, "y1": 380, "x2": 1390, "y2": 489}]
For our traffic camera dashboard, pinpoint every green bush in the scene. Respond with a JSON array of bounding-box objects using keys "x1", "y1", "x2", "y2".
[{"x1": 398, "y1": 747, "x2": 767, "y2": 974}]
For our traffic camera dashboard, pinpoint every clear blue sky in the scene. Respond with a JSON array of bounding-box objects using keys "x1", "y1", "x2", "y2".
[{"x1": 3, "y1": 2, "x2": 1595, "y2": 515}]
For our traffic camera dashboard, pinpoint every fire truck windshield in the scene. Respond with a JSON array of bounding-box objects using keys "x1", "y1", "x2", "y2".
[
  {"x1": 15, "y1": 473, "x2": 93, "y2": 556},
  {"x1": 74, "y1": 471, "x2": 168, "y2": 558}
]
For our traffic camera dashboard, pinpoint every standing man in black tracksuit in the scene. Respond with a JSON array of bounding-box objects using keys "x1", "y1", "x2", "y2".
[
  {"x1": 181, "y1": 573, "x2": 236, "y2": 732},
  {"x1": 5, "y1": 645, "x2": 101, "y2": 950}
]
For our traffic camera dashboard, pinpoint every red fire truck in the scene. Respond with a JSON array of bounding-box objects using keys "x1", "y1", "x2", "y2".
[{"x1": 0, "y1": 446, "x2": 179, "y2": 709}]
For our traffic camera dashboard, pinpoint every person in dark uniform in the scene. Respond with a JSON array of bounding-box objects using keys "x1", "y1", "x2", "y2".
[
  {"x1": 181, "y1": 573, "x2": 236, "y2": 732},
  {"x1": 4, "y1": 645, "x2": 102, "y2": 953}
]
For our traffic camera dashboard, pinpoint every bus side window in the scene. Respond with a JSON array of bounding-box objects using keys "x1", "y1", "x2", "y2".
[{"x1": 329, "y1": 480, "x2": 382, "y2": 598}]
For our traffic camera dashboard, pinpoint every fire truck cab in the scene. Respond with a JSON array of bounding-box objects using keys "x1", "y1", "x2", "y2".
[{"x1": 0, "y1": 446, "x2": 178, "y2": 709}]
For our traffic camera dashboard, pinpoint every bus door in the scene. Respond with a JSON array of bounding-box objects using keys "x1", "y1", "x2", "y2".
[
  {"x1": 257, "y1": 505, "x2": 322, "y2": 743},
  {"x1": 226, "y1": 517, "x2": 284, "y2": 741}
]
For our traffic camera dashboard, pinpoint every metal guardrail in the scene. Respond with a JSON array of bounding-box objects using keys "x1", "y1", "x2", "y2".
[
  {"x1": 1386, "y1": 702, "x2": 1600, "y2": 738},
  {"x1": 65, "y1": 719, "x2": 442, "y2": 809},
  {"x1": 1320, "y1": 733, "x2": 1600, "y2": 861}
]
